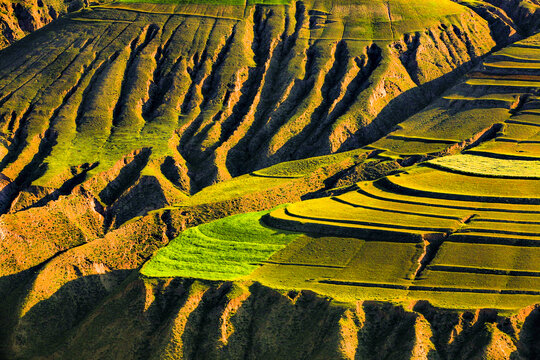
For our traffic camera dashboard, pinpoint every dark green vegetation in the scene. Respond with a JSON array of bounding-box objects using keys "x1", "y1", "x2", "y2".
[{"x1": 1, "y1": 0, "x2": 540, "y2": 358}]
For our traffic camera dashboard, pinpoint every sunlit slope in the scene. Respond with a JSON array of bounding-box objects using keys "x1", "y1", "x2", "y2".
[
  {"x1": 1, "y1": 1, "x2": 540, "y2": 358},
  {"x1": 144, "y1": 33, "x2": 540, "y2": 310},
  {"x1": 145, "y1": 165, "x2": 540, "y2": 309},
  {"x1": 0, "y1": 0, "x2": 495, "y2": 203},
  {"x1": 141, "y1": 207, "x2": 302, "y2": 279},
  {"x1": 0, "y1": 0, "x2": 103, "y2": 50},
  {"x1": 370, "y1": 34, "x2": 540, "y2": 159},
  {"x1": 255, "y1": 34, "x2": 540, "y2": 309},
  {"x1": 0, "y1": 0, "x2": 499, "y2": 274}
]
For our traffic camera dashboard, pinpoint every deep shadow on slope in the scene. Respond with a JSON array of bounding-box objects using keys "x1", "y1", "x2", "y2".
[
  {"x1": 0, "y1": 2, "x2": 537, "y2": 358},
  {"x1": 5, "y1": 274, "x2": 537, "y2": 360},
  {"x1": 332, "y1": 56, "x2": 483, "y2": 153}
]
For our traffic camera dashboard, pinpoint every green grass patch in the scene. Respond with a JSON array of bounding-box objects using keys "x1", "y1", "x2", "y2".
[
  {"x1": 331, "y1": 241, "x2": 423, "y2": 284},
  {"x1": 428, "y1": 154, "x2": 540, "y2": 178},
  {"x1": 465, "y1": 220, "x2": 540, "y2": 236},
  {"x1": 449, "y1": 232, "x2": 540, "y2": 247},
  {"x1": 115, "y1": 0, "x2": 291, "y2": 5},
  {"x1": 500, "y1": 123, "x2": 540, "y2": 140},
  {"x1": 182, "y1": 149, "x2": 367, "y2": 206},
  {"x1": 418, "y1": 270, "x2": 540, "y2": 292},
  {"x1": 352, "y1": 182, "x2": 540, "y2": 224},
  {"x1": 494, "y1": 46, "x2": 540, "y2": 61},
  {"x1": 432, "y1": 242, "x2": 540, "y2": 273},
  {"x1": 337, "y1": 190, "x2": 472, "y2": 218},
  {"x1": 466, "y1": 142, "x2": 540, "y2": 160},
  {"x1": 184, "y1": 173, "x2": 292, "y2": 205},
  {"x1": 443, "y1": 93, "x2": 518, "y2": 102},
  {"x1": 370, "y1": 137, "x2": 453, "y2": 155},
  {"x1": 141, "y1": 207, "x2": 301, "y2": 280},
  {"x1": 266, "y1": 206, "x2": 426, "y2": 241},
  {"x1": 282, "y1": 197, "x2": 462, "y2": 232},
  {"x1": 358, "y1": 180, "x2": 540, "y2": 214},
  {"x1": 392, "y1": 107, "x2": 510, "y2": 142},
  {"x1": 251, "y1": 239, "x2": 422, "y2": 295},
  {"x1": 385, "y1": 166, "x2": 540, "y2": 200},
  {"x1": 252, "y1": 149, "x2": 366, "y2": 178},
  {"x1": 268, "y1": 235, "x2": 364, "y2": 267},
  {"x1": 485, "y1": 60, "x2": 540, "y2": 69},
  {"x1": 466, "y1": 78, "x2": 540, "y2": 87}
]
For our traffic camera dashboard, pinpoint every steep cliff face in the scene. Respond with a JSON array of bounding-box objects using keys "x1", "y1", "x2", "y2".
[{"x1": 13, "y1": 278, "x2": 537, "y2": 360}]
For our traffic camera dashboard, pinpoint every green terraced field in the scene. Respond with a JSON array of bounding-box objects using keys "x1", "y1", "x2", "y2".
[
  {"x1": 369, "y1": 137, "x2": 455, "y2": 155},
  {"x1": 273, "y1": 197, "x2": 463, "y2": 232},
  {"x1": 330, "y1": 241, "x2": 423, "y2": 284},
  {"x1": 117, "y1": 0, "x2": 292, "y2": 4},
  {"x1": 250, "y1": 147, "x2": 540, "y2": 308},
  {"x1": 146, "y1": 148, "x2": 540, "y2": 309},
  {"x1": 34, "y1": 0, "x2": 537, "y2": 311},
  {"x1": 467, "y1": 142, "x2": 540, "y2": 159},
  {"x1": 144, "y1": 62, "x2": 540, "y2": 305},
  {"x1": 417, "y1": 270, "x2": 540, "y2": 292},
  {"x1": 431, "y1": 242, "x2": 540, "y2": 273},
  {"x1": 267, "y1": 235, "x2": 364, "y2": 267},
  {"x1": 265, "y1": 206, "x2": 430, "y2": 241},
  {"x1": 370, "y1": 34, "x2": 540, "y2": 159},
  {"x1": 384, "y1": 166, "x2": 540, "y2": 200},
  {"x1": 251, "y1": 148, "x2": 367, "y2": 178},
  {"x1": 501, "y1": 123, "x2": 540, "y2": 139},
  {"x1": 141, "y1": 207, "x2": 301, "y2": 279},
  {"x1": 4, "y1": 0, "x2": 540, "y2": 357},
  {"x1": 210, "y1": 47, "x2": 540, "y2": 306}
]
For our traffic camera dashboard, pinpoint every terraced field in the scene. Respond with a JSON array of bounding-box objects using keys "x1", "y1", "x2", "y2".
[
  {"x1": 3, "y1": 0, "x2": 540, "y2": 358},
  {"x1": 255, "y1": 34, "x2": 540, "y2": 309},
  {"x1": 368, "y1": 34, "x2": 540, "y2": 159},
  {"x1": 141, "y1": 207, "x2": 301, "y2": 279},
  {"x1": 146, "y1": 32, "x2": 540, "y2": 310},
  {"x1": 0, "y1": 0, "x2": 495, "y2": 200},
  {"x1": 254, "y1": 164, "x2": 540, "y2": 308}
]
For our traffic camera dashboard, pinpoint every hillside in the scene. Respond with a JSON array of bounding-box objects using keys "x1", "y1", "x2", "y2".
[
  {"x1": 0, "y1": 0, "x2": 108, "y2": 49},
  {"x1": 0, "y1": 0, "x2": 539, "y2": 359}
]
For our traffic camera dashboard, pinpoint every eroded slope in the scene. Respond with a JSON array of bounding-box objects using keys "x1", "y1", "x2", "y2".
[
  {"x1": 0, "y1": 0, "x2": 107, "y2": 49},
  {"x1": 0, "y1": 0, "x2": 539, "y2": 359},
  {"x1": 0, "y1": 0, "x2": 499, "y2": 289},
  {"x1": 133, "y1": 30, "x2": 540, "y2": 360}
]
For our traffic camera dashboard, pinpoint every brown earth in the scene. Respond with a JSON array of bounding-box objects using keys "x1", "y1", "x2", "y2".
[
  {"x1": 25, "y1": 278, "x2": 540, "y2": 360},
  {"x1": 0, "y1": 0, "x2": 538, "y2": 358},
  {"x1": 0, "y1": 0, "x2": 108, "y2": 50}
]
